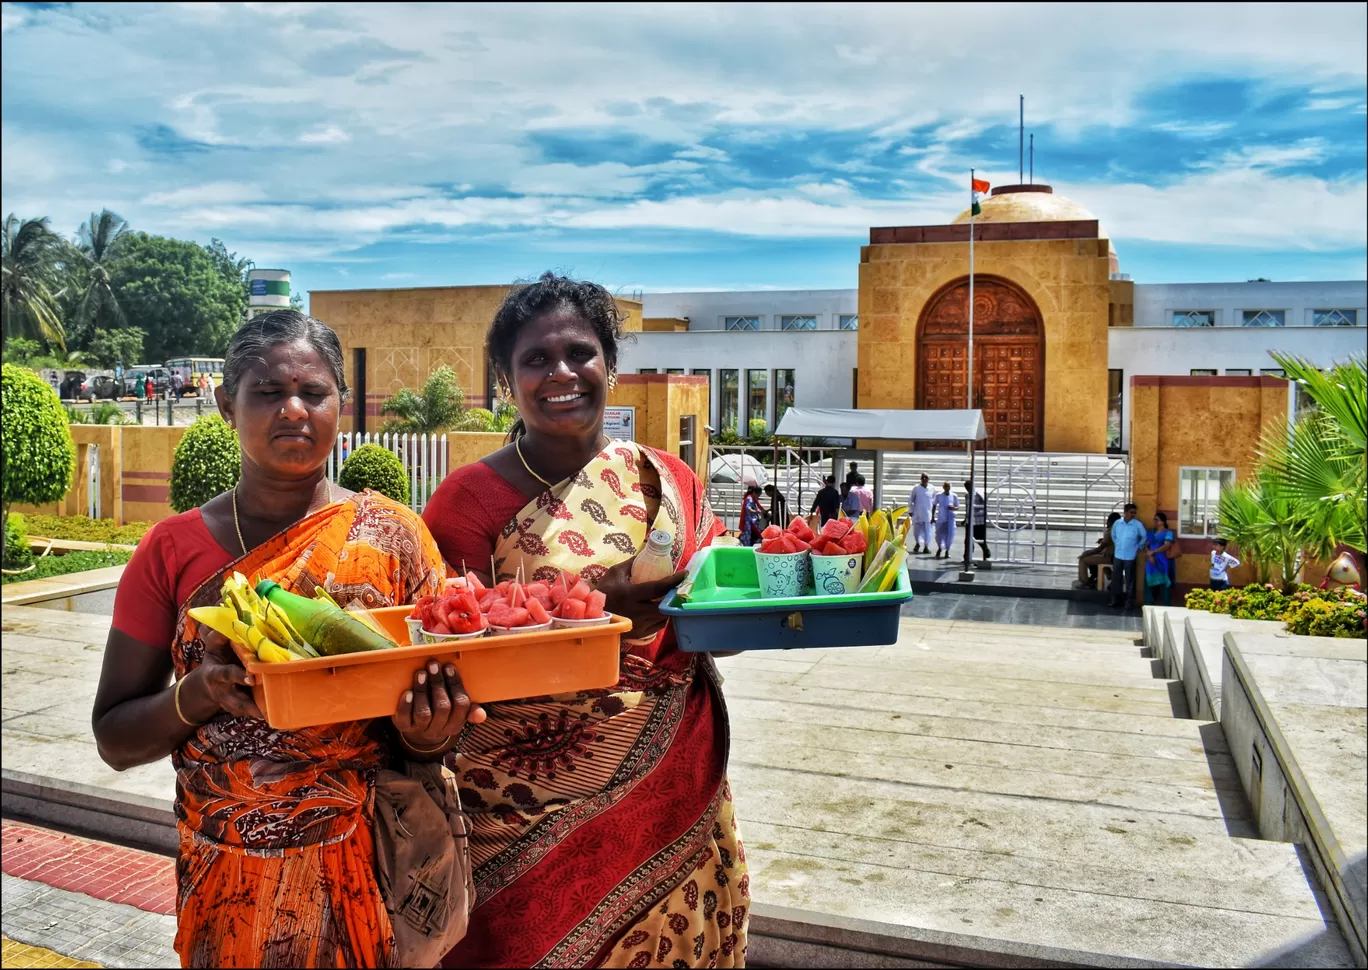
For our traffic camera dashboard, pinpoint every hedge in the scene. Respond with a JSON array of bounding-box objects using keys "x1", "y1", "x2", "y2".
[
  {"x1": 4, "y1": 513, "x2": 34, "y2": 571},
  {"x1": 337, "y1": 444, "x2": 410, "y2": 505},
  {"x1": 18, "y1": 514, "x2": 153, "y2": 546},
  {"x1": 0, "y1": 548, "x2": 133, "y2": 584},
  {"x1": 170, "y1": 415, "x2": 241, "y2": 513},
  {"x1": 1185, "y1": 582, "x2": 1366, "y2": 638},
  {"x1": 2, "y1": 363, "x2": 76, "y2": 512}
]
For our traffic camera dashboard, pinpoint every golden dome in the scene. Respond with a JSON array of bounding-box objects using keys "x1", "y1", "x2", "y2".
[{"x1": 953, "y1": 185, "x2": 1118, "y2": 271}]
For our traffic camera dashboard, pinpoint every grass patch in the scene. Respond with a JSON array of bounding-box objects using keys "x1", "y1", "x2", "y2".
[
  {"x1": 2, "y1": 549, "x2": 134, "y2": 584},
  {"x1": 16, "y1": 514, "x2": 151, "y2": 546}
]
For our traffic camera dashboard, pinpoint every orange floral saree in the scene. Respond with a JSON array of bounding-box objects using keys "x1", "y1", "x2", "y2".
[
  {"x1": 442, "y1": 441, "x2": 749, "y2": 969},
  {"x1": 169, "y1": 491, "x2": 444, "y2": 969}
]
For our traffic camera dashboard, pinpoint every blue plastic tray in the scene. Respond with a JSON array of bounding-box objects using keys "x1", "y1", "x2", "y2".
[{"x1": 659, "y1": 546, "x2": 912, "y2": 652}]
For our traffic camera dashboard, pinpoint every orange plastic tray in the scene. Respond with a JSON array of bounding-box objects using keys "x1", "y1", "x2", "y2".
[{"x1": 229, "y1": 605, "x2": 630, "y2": 731}]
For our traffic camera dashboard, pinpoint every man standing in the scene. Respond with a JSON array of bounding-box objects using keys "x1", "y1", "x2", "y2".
[
  {"x1": 840, "y1": 481, "x2": 862, "y2": 518},
  {"x1": 845, "y1": 461, "x2": 860, "y2": 487},
  {"x1": 931, "y1": 481, "x2": 958, "y2": 559},
  {"x1": 853, "y1": 475, "x2": 874, "y2": 515},
  {"x1": 1109, "y1": 503, "x2": 1148, "y2": 608},
  {"x1": 171, "y1": 370, "x2": 184, "y2": 400},
  {"x1": 763, "y1": 483, "x2": 789, "y2": 529},
  {"x1": 963, "y1": 480, "x2": 990, "y2": 560},
  {"x1": 810, "y1": 475, "x2": 840, "y2": 524},
  {"x1": 908, "y1": 473, "x2": 933, "y2": 554}
]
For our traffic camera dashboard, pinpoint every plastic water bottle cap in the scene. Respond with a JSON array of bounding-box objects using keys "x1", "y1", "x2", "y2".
[{"x1": 647, "y1": 530, "x2": 672, "y2": 553}]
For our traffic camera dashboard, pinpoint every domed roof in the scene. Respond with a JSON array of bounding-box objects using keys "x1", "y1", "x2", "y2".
[{"x1": 952, "y1": 184, "x2": 1117, "y2": 272}]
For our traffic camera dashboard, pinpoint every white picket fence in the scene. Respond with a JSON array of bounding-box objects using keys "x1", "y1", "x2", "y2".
[{"x1": 326, "y1": 433, "x2": 450, "y2": 513}]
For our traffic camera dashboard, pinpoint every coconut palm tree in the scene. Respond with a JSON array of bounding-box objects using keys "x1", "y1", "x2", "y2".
[
  {"x1": 1217, "y1": 469, "x2": 1318, "y2": 589},
  {"x1": 1262, "y1": 353, "x2": 1367, "y2": 561},
  {"x1": 72, "y1": 209, "x2": 130, "y2": 340},
  {"x1": 1, "y1": 215, "x2": 68, "y2": 349}
]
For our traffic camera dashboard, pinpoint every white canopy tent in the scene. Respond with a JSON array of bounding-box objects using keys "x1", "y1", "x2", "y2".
[{"x1": 774, "y1": 407, "x2": 990, "y2": 572}]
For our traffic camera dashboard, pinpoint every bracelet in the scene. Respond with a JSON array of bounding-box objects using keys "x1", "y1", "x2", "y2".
[
  {"x1": 399, "y1": 734, "x2": 454, "y2": 755},
  {"x1": 174, "y1": 678, "x2": 202, "y2": 728}
]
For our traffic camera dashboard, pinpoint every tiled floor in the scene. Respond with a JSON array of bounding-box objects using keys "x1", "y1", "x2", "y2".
[
  {"x1": 903, "y1": 590, "x2": 1143, "y2": 632},
  {"x1": 0, "y1": 823, "x2": 175, "y2": 916},
  {"x1": 1, "y1": 875, "x2": 177, "y2": 969},
  {"x1": 0, "y1": 936, "x2": 100, "y2": 969}
]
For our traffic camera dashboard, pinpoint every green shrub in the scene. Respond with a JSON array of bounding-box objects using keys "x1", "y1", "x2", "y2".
[
  {"x1": 1186, "y1": 582, "x2": 1366, "y2": 638},
  {"x1": 1283, "y1": 593, "x2": 1367, "y2": 638},
  {"x1": 170, "y1": 415, "x2": 240, "y2": 513},
  {"x1": 2, "y1": 363, "x2": 76, "y2": 516},
  {"x1": 19, "y1": 514, "x2": 151, "y2": 546},
  {"x1": 0, "y1": 548, "x2": 133, "y2": 584},
  {"x1": 4, "y1": 513, "x2": 34, "y2": 571},
  {"x1": 337, "y1": 444, "x2": 410, "y2": 505}
]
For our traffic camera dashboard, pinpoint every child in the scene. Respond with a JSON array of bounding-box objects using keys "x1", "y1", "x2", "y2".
[{"x1": 1210, "y1": 538, "x2": 1240, "y2": 590}]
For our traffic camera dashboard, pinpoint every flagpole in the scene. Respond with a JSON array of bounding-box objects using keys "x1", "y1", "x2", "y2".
[{"x1": 968, "y1": 169, "x2": 975, "y2": 412}]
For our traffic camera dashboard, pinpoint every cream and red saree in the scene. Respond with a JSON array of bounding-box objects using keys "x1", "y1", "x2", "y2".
[{"x1": 443, "y1": 441, "x2": 749, "y2": 969}]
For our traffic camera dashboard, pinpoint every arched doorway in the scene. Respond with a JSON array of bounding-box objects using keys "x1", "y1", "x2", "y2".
[{"x1": 916, "y1": 275, "x2": 1044, "y2": 451}]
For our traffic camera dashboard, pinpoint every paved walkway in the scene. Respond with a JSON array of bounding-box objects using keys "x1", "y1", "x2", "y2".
[{"x1": 0, "y1": 604, "x2": 1351, "y2": 965}]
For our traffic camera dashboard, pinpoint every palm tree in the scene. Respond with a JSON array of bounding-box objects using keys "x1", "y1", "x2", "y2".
[
  {"x1": 73, "y1": 209, "x2": 130, "y2": 339},
  {"x1": 1217, "y1": 469, "x2": 1318, "y2": 590},
  {"x1": 379, "y1": 366, "x2": 467, "y2": 434},
  {"x1": 1262, "y1": 353, "x2": 1367, "y2": 563},
  {"x1": 1, "y1": 215, "x2": 68, "y2": 349}
]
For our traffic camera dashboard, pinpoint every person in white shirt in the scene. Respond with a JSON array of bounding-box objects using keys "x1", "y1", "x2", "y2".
[
  {"x1": 908, "y1": 474, "x2": 933, "y2": 554},
  {"x1": 1209, "y1": 538, "x2": 1241, "y2": 591},
  {"x1": 963, "y1": 479, "x2": 991, "y2": 560},
  {"x1": 931, "y1": 482, "x2": 958, "y2": 559}
]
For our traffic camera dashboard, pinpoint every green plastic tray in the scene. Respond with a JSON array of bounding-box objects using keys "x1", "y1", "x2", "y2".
[{"x1": 670, "y1": 546, "x2": 910, "y2": 610}]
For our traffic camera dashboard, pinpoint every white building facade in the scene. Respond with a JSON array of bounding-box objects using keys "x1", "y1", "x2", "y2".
[{"x1": 625, "y1": 281, "x2": 1366, "y2": 449}]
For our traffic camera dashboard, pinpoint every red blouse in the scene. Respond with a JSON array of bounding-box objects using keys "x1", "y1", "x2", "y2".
[
  {"x1": 422, "y1": 461, "x2": 529, "y2": 574},
  {"x1": 111, "y1": 508, "x2": 236, "y2": 650}
]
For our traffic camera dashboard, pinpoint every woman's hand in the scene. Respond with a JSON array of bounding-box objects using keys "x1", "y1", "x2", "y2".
[
  {"x1": 393, "y1": 660, "x2": 487, "y2": 752},
  {"x1": 596, "y1": 558, "x2": 687, "y2": 642},
  {"x1": 183, "y1": 627, "x2": 265, "y2": 722}
]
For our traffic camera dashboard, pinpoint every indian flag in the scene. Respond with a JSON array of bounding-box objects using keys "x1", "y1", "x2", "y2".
[{"x1": 970, "y1": 177, "x2": 990, "y2": 216}]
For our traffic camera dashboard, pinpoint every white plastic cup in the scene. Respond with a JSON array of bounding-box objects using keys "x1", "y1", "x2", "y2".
[
  {"x1": 753, "y1": 549, "x2": 811, "y2": 598},
  {"x1": 405, "y1": 617, "x2": 425, "y2": 646},
  {"x1": 550, "y1": 614, "x2": 613, "y2": 630},
  {"x1": 811, "y1": 553, "x2": 863, "y2": 595},
  {"x1": 421, "y1": 627, "x2": 488, "y2": 644},
  {"x1": 488, "y1": 620, "x2": 555, "y2": 636}
]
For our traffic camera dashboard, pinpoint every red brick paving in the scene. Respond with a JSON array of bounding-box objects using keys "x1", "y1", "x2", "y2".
[{"x1": 1, "y1": 820, "x2": 176, "y2": 916}]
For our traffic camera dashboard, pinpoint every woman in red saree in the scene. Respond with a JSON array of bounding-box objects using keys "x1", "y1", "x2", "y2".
[
  {"x1": 424, "y1": 274, "x2": 748, "y2": 969},
  {"x1": 92, "y1": 311, "x2": 482, "y2": 968}
]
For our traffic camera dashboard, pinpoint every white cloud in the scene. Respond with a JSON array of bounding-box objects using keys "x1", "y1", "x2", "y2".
[
  {"x1": 141, "y1": 182, "x2": 266, "y2": 206},
  {"x1": 298, "y1": 125, "x2": 351, "y2": 144}
]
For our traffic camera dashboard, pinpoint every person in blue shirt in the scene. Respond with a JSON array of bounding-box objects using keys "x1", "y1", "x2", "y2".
[
  {"x1": 1108, "y1": 503, "x2": 1149, "y2": 608},
  {"x1": 1143, "y1": 512, "x2": 1177, "y2": 606},
  {"x1": 840, "y1": 480, "x2": 863, "y2": 518}
]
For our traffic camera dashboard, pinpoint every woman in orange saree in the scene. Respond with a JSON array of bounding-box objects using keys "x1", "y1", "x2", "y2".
[
  {"x1": 93, "y1": 311, "x2": 479, "y2": 969},
  {"x1": 425, "y1": 274, "x2": 749, "y2": 968}
]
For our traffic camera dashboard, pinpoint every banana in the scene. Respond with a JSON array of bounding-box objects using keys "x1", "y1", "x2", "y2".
[
  {"x1": 257, "y1": 643, "x2": 294, "y2": 664},
  {"x1": 188, "y1": 606, "x2": 244, "y2": 642}
]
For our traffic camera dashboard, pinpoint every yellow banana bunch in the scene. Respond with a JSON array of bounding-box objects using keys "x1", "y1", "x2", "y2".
[{"x1": 187, "y1": 572, "x2": 318, "y2": 663}]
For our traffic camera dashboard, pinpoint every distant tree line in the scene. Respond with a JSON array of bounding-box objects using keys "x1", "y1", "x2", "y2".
[{"x1": 1, "y1": 210, "x2": 300, "y2": 370}]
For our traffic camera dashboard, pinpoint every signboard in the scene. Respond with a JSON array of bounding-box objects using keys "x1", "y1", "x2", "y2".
[
  {"x1": 603, "y1": 406, "x2": 636, "y2": 442},
  {"x1": 250, "y1": 279, "x2": 268, "y2": 296}
]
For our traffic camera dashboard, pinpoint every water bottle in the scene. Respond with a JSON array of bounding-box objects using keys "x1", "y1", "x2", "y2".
[{"x1": 626, "y1": 529, "x2": 675, "y2": 644}]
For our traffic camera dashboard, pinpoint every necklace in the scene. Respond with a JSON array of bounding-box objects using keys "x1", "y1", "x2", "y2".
[
  {"x1": 515, "y1": 435, "x2": 554, "y2": 489},
  {"x1": 233, "y1": 480, "x2": 334, "y2": 556}
]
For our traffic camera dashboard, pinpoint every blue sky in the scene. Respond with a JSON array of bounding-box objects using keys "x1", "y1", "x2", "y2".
[{"x1": 2, "y1": 2, "x2": 1365, "y2": 306}]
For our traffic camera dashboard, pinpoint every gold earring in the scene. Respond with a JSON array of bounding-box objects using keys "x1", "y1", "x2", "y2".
[{"x1": 608, "y1": 373, "x2": 618, "y2": 391}]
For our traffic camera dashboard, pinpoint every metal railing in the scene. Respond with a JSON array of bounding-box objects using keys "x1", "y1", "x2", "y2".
[
  {"x1": 707, "y1": 445, "x2": 834, "y2": 529},
  {"x1": 327, "y1": 433, "x2": 450, "y2": 514}
]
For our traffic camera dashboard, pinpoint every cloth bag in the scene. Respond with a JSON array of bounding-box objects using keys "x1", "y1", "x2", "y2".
[{"x1": 373, "y1": 761, "x2": 474, "y2": 969}]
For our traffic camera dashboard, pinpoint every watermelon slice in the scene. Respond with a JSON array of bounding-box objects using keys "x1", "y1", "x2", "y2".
[
  {"x1": 486, "y1": 604, "x2": 516, "y2": 627},
  {"x1": 585, "y1": 590, "x2": 607, "y2": 618},
  {"x1": 428, "y1": 620, "x2": 452, "y2": 635},
  {"x1": 819, "y1": 518, "x2": 853, "y2": 541},
  {"x1": 759, "y1": 537, "x2": 785, "y2": 554},
  {"x1": 840, "y1": 530, "x2": 867, "y2": 554},
  {"x1": 561, "y1": 598, "x2": 587, "y2": 620},
  {"x1": 549, "y1": 581, "x2": 570, "y2": 607},
  {"x1": 761, "y1": 524, "x2": 782, "y2": 541},
  {"x1": 786, "y1": 516, "x2": 815, "y2": 542},
  {"x1": 780, "y1": 532, "x2": 808, "y2": 553},
  {"x1": 568, "y1": 581, "x2": 592, "y2": 602},
  {"x1": 526, "y1": 598, "x2": 550, "y2": 624},
  {"x1": 465, "y1": 571, "x2": 487, "y2": 594},
  {"x1": 509, "y1": 583, "x2": 527, "y2": 609}
]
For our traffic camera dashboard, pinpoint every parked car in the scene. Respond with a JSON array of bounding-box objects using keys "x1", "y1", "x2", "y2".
[
  {"x1": 123, "y1": 366, "x2": 172, "y2": 397},
  {"x1": 86, "y1": 374, "x2": 122, "y2": 400},
  {"x1": 58, "y1": 370, "x2": 89, "y2": 401}
]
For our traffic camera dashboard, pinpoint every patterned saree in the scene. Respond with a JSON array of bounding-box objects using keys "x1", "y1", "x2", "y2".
[
  {"x1": 169, "y1": 492, "x2": 444, "y2": 969},
  {"x1": 443, "y1": 441, "x2": 749, "y2": 969}
]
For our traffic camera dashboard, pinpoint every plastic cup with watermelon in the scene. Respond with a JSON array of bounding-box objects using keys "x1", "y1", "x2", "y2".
[
  {"x1": 550, "y1": 580, "x2": 612, "y2": 629},
  {"x1": 418, "y1": 586, "x2": 489, "y2": 642},
  {"x1": 754, "y1": 523, "x2": 812, "y2": 598}
]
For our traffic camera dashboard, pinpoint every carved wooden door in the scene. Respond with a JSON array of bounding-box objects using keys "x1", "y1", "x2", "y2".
[{"x1": 916, "y1": 276, "x2": 1043, "y2": 451}]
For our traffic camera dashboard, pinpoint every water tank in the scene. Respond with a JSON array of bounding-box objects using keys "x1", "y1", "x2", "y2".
[{"x1": 247, "y1": 268, "x2": 291, "y2": 319}]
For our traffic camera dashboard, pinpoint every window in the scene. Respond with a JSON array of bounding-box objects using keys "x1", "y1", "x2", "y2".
[
  {"x1": 1242, "y1": 310, "x2": 1285, "y2": 327},
  {"x1": 639, "y1": 368, "x2": 658, "y2": 374},
  {"x1": 779, "y1": 315, "x2": 817, "y2": 331},
  {"x1": 679, "y1": 415, "x2": 696, "y2": 470},
  {"x1": 665, "y1": 368, "x2": 684, "y2": 375},
  {"x1": 746, "y1": 369, "x2": 768, "y2": 435},
  {"x1": 774, "y1": 369, "x2": 795, "y2": 429},
  {"x1": 1173, "y1": 310, "x2": 1215, "y2": 328},
  {"x1": 1225, "y1": 368, "x2": 1252, "y2": 376},
  {"x1": 724, "y1": 316, "x2": 760, "y2": 331},
  {"x1": 1261, "y1": 368, "x2": 1286, "y2": 378},
  {"x1": 691, "y1": 369, "x2": 711, "y2": 423},
  {"x1": 1190, "y1": 369, "x2": 1217, "y2": 376},
  {"x1": 1179, "y1": 467, "x2": 1235, "y2": 537},
  {"x1": 839, "y1": 314, "x2": 859, "y2": 331},
  {"x1": 1313, "y1": 309, "x2": 1358, "y2": 327},
  {"x1": 1107, "y1": 369, "x2": 1123, "y2": 452},
  {"x1": 719, "y1": 369, "x2": 739, "y2": 433}
]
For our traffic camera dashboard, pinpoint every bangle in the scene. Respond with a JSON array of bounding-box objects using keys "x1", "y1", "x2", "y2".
[
  {"x1": 400, "y1": 734, "x2": 453, "y2": 755},
  {"x1": 174, "y1": 678, "x2": 202, "y2": 728}
]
